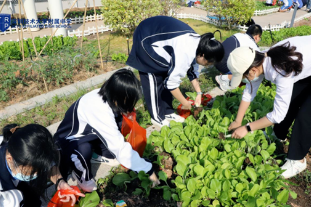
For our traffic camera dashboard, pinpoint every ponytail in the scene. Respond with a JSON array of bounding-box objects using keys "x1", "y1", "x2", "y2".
[
  {"x1": 196, "y1": 30, "x2": 224, "y2": 63},
  {"x1": 1, "y1": 124, "x2": 19, "y2": 145},
  {"x1": 267, "y1": 41, "x2": 303, "y2": 77}
]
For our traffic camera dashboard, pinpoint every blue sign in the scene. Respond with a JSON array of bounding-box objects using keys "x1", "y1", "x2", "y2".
[{"x1": 0, "y1": 14, "x2": 11, "y2": 32}]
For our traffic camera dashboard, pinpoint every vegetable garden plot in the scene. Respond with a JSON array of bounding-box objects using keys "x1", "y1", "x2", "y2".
[{"x1": 103, "y1": 84, "x2": 298, "y2": 207}]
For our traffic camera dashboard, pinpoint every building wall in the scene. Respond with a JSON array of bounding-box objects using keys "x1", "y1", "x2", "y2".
[{"x1": 1, "y1": 0, "x2": 102, "y2": 15}]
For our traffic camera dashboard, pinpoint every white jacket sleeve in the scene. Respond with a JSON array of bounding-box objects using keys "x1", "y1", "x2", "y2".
[
  {"x1": 241, "y1": 75, "x2": 264, "y2": 102},
  {"x1": 266, "y1": 76, "x2": 294, "y2": 124},
  {"x1": 0, "y1": 182, "x2": 23, "y2": 207},
  {"x1": 81, "y1": 104, "x2": 152, "y2": 174}
]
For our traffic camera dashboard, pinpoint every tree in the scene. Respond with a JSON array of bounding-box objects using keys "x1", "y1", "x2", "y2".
[
  {"x1": 159, "y1": 0, "x2": 182, "y2": 17},
  {"x1": 101, "y1": 0, "x2": 162, "y2": 36},
  {"x1": 204, "y1": 0, "x2": 256, "y2": 29}
]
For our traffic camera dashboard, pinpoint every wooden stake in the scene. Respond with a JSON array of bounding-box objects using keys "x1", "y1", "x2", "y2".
[
  {"x1": 81, "y1": 0, "x2": 89, "y2": 49},
  {"x1": 21, "y1": 0, "x2": 38, "y2": 56},
  {"x1": 93, "y1": 0, "x2": 104, "y2": 69},
  {"x1": 34, "y1": 0, "x2": 78, "y2": 61},
  {"x1": 0, "y1": 0, "x2": 7, "y2": 14},
  {"x1": 18, "y1": 0, "x2": 25, "y2": 62}
]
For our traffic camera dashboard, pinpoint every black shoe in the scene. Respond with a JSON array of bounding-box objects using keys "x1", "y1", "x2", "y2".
[{"x1": 308, "y1": 9, "x2": 311, "y2": 13}]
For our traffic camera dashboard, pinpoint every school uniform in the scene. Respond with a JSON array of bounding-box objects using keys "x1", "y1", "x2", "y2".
[
  {"x1": 126, "y1": 16, "x2": 200, "y2": 123},
  {"x1": 54, "y1": 89, "x2": 153, "y2": 183},
  {"x1": 215, "y1": 33, "x2": 259, "y2": 74},
  {"x1": 241, "y1": 36, "x2": 311, "y2": 160},
  {"x1": 0, "y1": 139, "x2": 40, "y2": 207}
]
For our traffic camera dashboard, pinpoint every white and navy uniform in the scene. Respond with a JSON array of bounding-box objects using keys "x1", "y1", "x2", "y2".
[
  {"x1": 0, "y1": 138, "x2": 38, "y2": 207},
  {"x1": 54, "y1": 89, "x2": 153, "y2": 182},
  {"x1": 242, "y1": 36, "x2": 311, "y2": 160},
  {"x1": 215, "y1": 33, "x2": 259, "y2": 74},
  {"x1": 126, "y1": 16, "x2": 200, "y2": 122}
]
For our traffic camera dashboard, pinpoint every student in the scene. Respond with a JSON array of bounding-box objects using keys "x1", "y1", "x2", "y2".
[
  {"x1": 293, "y1": 0, "x2": 308, "y2": 9},
  {"x1": 0, "y1": 124, "x2": 83, "y2": 207},
  {"x1": 266, "y1": 0, "x2": 277, "y2": 6},
  {"x1": 308, "y1": 0, "x2": 311, "y2": 12},
  {"x1": 54, "y1": 69, "x2": 160, "y2": 192},
  {"x1": 278, "y1": 0, "x2": 293, "y2": 12},
  {"x1": 215, "y1": 24, "x2": 262, "y2": 91},
  {"x1": 225, "y1": 35, "x2": 311, "y2": 179},
  {"x1": 126, "y1": 16, "x2": 224, "y2": 128}
]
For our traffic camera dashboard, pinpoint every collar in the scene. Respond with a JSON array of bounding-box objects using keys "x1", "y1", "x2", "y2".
[{"x1": 246, "y1": 33, "x2": 259, "y2": 47}]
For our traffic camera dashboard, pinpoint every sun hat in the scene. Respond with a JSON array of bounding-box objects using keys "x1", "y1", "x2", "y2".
[{"x1": 227, "y1": 47, "x2": 256, "y2": 88}]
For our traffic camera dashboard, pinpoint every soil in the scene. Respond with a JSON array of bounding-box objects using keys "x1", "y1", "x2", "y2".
[
  {"x1": 294, "y1": 16, "x2": 311, "y2": 27},
  {"x1": 99, "y1": 155, "x2": 177, "y2": 207},
  {"x1": 0, "y1": 61, "x2": 125, "y2": 110}
]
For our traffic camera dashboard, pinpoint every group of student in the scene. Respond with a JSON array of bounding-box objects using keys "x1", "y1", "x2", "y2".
[
  {"x1": 0, "y1": 16, "x2": 310, "y2": 207},
  {"x1": 266, "y1": 0, "x2": 311, "y2": 12}
]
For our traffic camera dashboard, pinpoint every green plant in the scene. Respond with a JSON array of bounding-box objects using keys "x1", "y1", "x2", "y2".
[
  {"x1": 79, "y1": 191, "x2": 100, "y2": 207},
  {"x1": 101, "y1": 0, "x2": 162, "y2": 35},
  {"x1": 255, "y1": 0, "x2": 279, "y2": 10},
  {"x1": 203, "y1": 0, "x2": 256, "y2": 29},
  {"x1": 111, "y1": 53, "x2": 128, "y2": 63},
  {"x1": 259, "y1": 26, "x2": 311, "y2": 46}
]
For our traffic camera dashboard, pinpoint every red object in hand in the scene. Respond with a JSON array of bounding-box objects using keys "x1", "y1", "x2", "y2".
[
  {"x1": 47, "y1": 186, "x2": 81, "y2": 207},
  {"x1": 177, "y1": 94, "x2": 212, "y2": 119}
]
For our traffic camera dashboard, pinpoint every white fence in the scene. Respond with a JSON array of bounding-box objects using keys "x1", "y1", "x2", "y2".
[{"x1": 68, "y1": 25, "x2": 112, "y2": 37}]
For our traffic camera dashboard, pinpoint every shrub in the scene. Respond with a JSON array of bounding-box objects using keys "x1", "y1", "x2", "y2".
[
  {"x1": 101, "y1": 0, "x2": 162, "y2": 36},
  {"x1": 203, "y1": 0, "x2": 256, "y2": 29}
]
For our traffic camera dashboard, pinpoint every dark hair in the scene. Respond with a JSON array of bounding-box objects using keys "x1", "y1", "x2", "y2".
[
  {"x1": 2, "y1": 124, "x2": 59, "y2": 199},
  {"x1": 246, "y1": 24, "x2": 262, "y2": 37},
  {"x1": 243, "y1": 42, "x2": 303, "y2": 92},
  {"x1": 196, "y1": 30, "x2": 224, "y2": 63},
  {"x1": 98, "y1": 68, "x2": 141, "y2": 114}
]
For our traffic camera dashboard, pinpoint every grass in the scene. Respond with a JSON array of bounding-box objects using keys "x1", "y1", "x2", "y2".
[{"x1": 255, "y1": 0, "x2": 279, "y2": 10}]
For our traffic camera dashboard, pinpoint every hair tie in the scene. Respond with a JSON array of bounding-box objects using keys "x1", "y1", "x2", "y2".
[
  {"x1": 10, "y1": 126, "x2": 20, "y2": 134},
  {"x1": 210, "y1": 37, "x2": 215, "y2": 40}
]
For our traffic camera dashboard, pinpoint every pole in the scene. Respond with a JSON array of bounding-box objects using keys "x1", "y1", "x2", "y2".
[
  {"x1": 93, "y1": 0, "x2": 104, "y2": 69},
  {"x1": 290, "y1": 3, "x2": 298, "y2": 28},
  {"x1": 81, "y1": 0, "x2": 89, "y2": 49},
  {"x1": 18, "y1": 0, "x2": 25, "y2": 62},
  {"x1": 0, "y1": 0, "x2": 7, "y2": 13}
]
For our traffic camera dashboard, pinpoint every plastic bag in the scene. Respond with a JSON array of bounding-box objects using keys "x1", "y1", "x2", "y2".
[
  {"x1": 47, "y1": 186, "x2": 81, "y2": 207},
  {"x1": 177, "y1": 94, "x2": 212, "y2": 119},
  {"x1": 121, "y1": 111, "x2": 147, "y2": 157}
]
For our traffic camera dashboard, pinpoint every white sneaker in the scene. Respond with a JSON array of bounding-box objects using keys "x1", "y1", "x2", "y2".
[
  {"x1": 91, "y1": 152, "x2": 120, "y2": 166},
  {"x1": 72, "y1": 171, "x2": 97, "y2": 192},
  {"x1": 281, "y1": 158, "x2": 307, "y2": 179},
  {"x1": 151, "y1": 118, "x2": 170, "y2": 128},
  {"x1": 215, "y1": 75, "x2": 232, "y2": 91},
  {"x1": 165, "y1": 113, "x2": 185, "y2": 123}
]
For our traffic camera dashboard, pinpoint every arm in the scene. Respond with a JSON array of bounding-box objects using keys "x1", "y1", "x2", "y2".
[{"x1": 49, "y1": 166, "x2": 84, "y2": 205}]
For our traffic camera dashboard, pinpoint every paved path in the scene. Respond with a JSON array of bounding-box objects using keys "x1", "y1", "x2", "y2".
[{"x1": 179, "y1": 6, "x2": 310, "y2": 27}]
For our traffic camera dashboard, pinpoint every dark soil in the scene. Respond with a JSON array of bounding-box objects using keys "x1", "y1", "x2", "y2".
[{"x1": 99, "y1": 155, "x2": 177, "y2": 207}]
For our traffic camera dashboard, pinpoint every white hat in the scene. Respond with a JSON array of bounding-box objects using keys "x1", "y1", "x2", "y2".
[{"x1": 227, "y1": 47, "x2": 256, "y2": 88}]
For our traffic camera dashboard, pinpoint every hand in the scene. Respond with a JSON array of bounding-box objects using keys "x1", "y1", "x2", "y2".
[
  {"x1": 228, "y1": 120, "x2": 241, "y2": 131},
  {"x1": 58, "y1": 180, "x2": 85, "y2": 206},
  {"x1": 149, "y1": 172, "x2": 160, "y2": 188},
  {"x1": 195, "y1": 94, "x2": 202, "y2": 107},
  {"x1": 232, "y1": 126, "x2": 248, "y2": 139},
  {"x1": 181, "y1": 101, "x2": 192, "y2": 110}
]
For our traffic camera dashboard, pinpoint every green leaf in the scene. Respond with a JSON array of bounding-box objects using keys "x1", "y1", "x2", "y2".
[
  {"x1": 187, "y1": 178, "x2": 197, "y2": 194},
  {"x1": 246, "y1": 167, "x2": 257, "y2": 182},
  {"x1": 176, "y1": 154, "x2": 191, "y2": 165},
  {"x1": 209, "y1": 148, "x2": 219, "y2": 160},
  {"x1": 222, "y1": 180, "x2": 230, "y2": 192},
  {"x1": 235, "y1": 183, "x2": 244, "y2": 194},
  {"x1": 289, "y1": 190, "x2": 297, "y2": 199},
  {"x1": 172, "y1": 193, "x2": 179, "y2": 201},
  {"x1": 248, "y1": 184, "x2": 260, "y2": 197},
  {"x1": 112, "y1": 173, "x2": 131, "y2": 186},
  {"x1": 277, "y1": 189, "x2": 289, "y2": 204},
  {"x1": 194, "y1": 164, "x2": 205, "y2": 177},
  {"x1": 191, "y1": 200, "x2": 201, "y2": 207},
  {"x1": 102, "y1": 199, "x2": 114, "y2": 207},
  {"x1": 164, "y1": 139, "x2": 174, "y2": 153},
  {"x1": 181, "y1": 191, "x2": 192, "y2": 203},
  {"x1": 176, "y1": 162, "x2": 187, "y2": 177},
  {"x1": 210, "y1": 179, "x2": 221, "y2": 192},
  {"x1": 132, "y1": 188, "x2": 143, "y2": 195},
  {"x1": 207, "y1": 188, "x2": 216, "y2": 199},
  {"x1": 158, "y1": 171, "x2": 168, "y2": 183},
  {"x1": 79, "y1": 191, "x2": 100, "y2": 207},
  {"x1": 260, "y1": 150, "x2": 270, "y2": 161},
  {"x1": 266, "y1": 143, "x2": 276, "y2": 155},
  {"x1": 163, "y1": 188, "x2": 171, "y2": 201},
  {"x1": 201, "y1": 200, "x2": 210, "y2": 206}
]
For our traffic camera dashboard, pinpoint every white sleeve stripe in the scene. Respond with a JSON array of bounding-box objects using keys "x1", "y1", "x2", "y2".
[
  {"x1": 148, "y1": 73, "x2": 161, "y2": 122},
  {"x1": 65, "y1": 99, "x2": 80, "y2": 139}
]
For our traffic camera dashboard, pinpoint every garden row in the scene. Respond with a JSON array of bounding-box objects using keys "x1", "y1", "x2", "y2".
[{"x1": 103, "y1": 84, "x2": 296, "y2": 207}]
